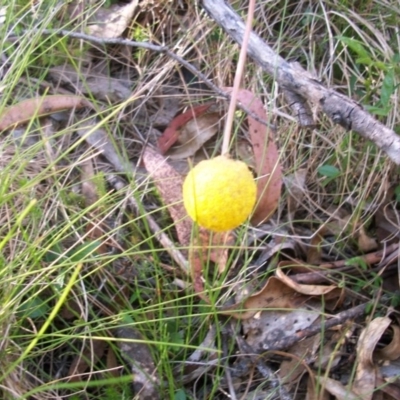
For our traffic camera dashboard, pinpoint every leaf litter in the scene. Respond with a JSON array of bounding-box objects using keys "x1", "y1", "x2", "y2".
[{"x1": 1, "y1": 1, "x2": 400, "y2": 400}]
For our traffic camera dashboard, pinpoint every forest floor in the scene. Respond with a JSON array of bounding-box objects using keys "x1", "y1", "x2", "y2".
[{"x1": 0, "y1": 1, "x2": 400, "y2": 399}]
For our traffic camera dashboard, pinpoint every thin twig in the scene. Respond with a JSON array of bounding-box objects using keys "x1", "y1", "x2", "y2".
[{"x1": 221, "y1": 0, "x2": 255, "y2": 156}]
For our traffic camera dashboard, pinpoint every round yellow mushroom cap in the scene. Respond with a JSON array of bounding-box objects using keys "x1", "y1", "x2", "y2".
[{"x1": 183, "y1": 155, "x2": 257, "y2": 232}]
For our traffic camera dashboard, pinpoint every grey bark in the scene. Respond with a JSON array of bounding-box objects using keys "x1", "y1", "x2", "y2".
[{"x1": 201, "y1": 0, "x2": 400, "y2": 165}]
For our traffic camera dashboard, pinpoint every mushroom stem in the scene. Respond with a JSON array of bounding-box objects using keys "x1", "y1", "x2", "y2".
[{"x1": 221, "y1": 0, "x2": 256, "y2": 156}]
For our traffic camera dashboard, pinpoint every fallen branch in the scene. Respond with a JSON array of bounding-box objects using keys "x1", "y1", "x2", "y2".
[{"x1": 201, "y1": 0, "x2": 400, "y2": 165}]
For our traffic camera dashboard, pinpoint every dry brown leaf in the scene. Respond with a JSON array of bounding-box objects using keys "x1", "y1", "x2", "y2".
[
  {"x1": 0, "y1": 95, "x2": 92, "y2": 132},
  {"x1": 221, "y1": 265, "x2": 341, "y2": 320},
  {"x1": 59, "y1": 297, "x2": 81, "y2": 320},
  {"x1": 142, "y1": 147, "x2": 192, "y2": 247},
  {"x1": 243, "y1": 306, "x2": 321, "y2": 351},
  {"x1": 230, "y1": 89, "x2": 282, "y2": 225},
  {"x1": 167, "y1": 112, "x2": 221, "y2": 159},
  {"x1": 256, "y1": 235, "x2": 298, "y2": 268},
  {"x1": 358, "y1": 226, "x2": 378, "y2": 252},
  {"x1": 88, "y1": 0, "x2": 139, "y2": 38},
  {"x1": 189, "y1": 251, "x2": 209, "y2": 303},
  {"x1": 242, "y1": 276, "x2": 305, "y2": 311},
  {"x1": 221, "y1": 276, "x2": 307, "y2": 319},
  {"x1": 352, "y1": 316, "x2": 392, "y2": 400},
  {"x1": 323, "y1": 206, "x2": 352, "y2": 234},
  {"x1": 278, "y1": 259, "x2": 315, "y2": 274}
]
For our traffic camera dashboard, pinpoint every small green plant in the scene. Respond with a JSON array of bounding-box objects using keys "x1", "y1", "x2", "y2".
[
  {"x1": 317, "y1": 164, "x2": 341, "y2": 186},
  {"x1": 337, "y1": 36, "x2": 399, "y2": 116}
]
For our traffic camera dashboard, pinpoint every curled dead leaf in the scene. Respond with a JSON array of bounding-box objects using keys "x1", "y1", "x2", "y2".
[
  {"x1": 158, "y1": 103, "x2": 214, "y2": 154},
  {"x1": 375, "y1": 325, "x2": 400, "y2": 361},
  {"x1": 167, "y1": 112, "x2": 221, "y2": 159},
  {"x1": 276, "y1": 267, "x2": 339, "y2": 296},
  {"x1": 352, "y1": 316, "x2": 392, "y2": 400}
]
